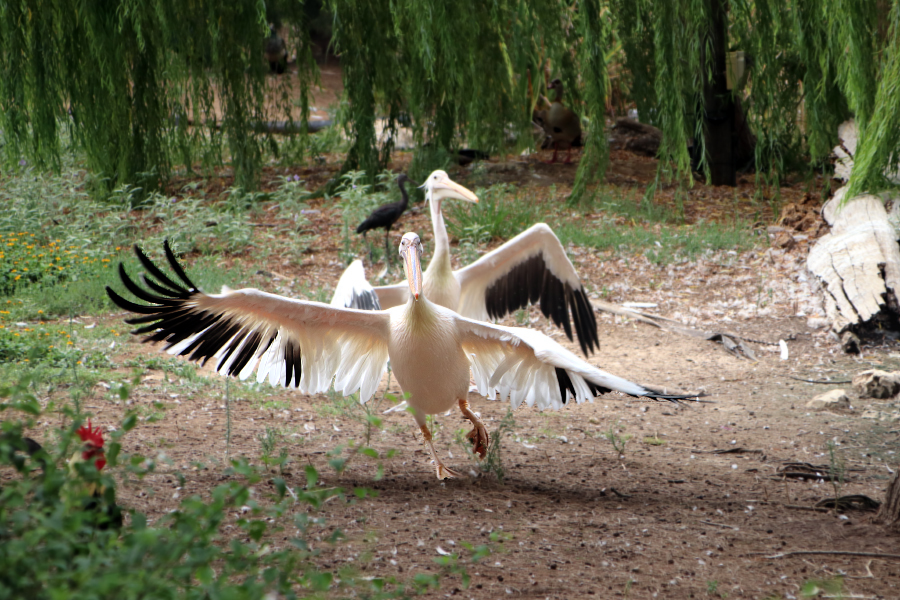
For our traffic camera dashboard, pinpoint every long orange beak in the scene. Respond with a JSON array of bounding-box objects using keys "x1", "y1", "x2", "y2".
[
  {"x1": 433, "y1": 178, "x2": 478, "y2": 204},
  {"x1": 402, "y1": 246, "x2": 423, "y2": 300}
]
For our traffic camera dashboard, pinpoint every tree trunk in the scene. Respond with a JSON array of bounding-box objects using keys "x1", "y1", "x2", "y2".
[
  {"x1": 876, "y1": 470, "x2": 900, "y2": 528},
  {"x1": 703, "y1": 0, "x2": 736, "y2": 186}
]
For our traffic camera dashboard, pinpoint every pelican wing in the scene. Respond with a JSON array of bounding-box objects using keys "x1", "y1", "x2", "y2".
[
  {"x1": 329, "y1": 261, "x2": 407, "y2": 311},
  {"x1": 456, "y1": 316, "x2": 691, "y2": 411},
  {"x1": 108, "y1": 242, "x2": 391, "y2": 403},
  {"x1": 454, "y1": 223, "x2": 598, "y2": 355},
  {"x1": 372, "y1": 282, "x2": 410, "y2": 310},
  {"x1": 330, "y1": 260, "x2": 381, "y2": 310}
]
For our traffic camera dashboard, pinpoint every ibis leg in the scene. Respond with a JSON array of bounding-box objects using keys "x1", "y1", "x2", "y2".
[
  {"x1": 419, "y1": 424, "x2": 460, "y2": 480},
  {"x1": 362, "y1": 232, "x2": 373, "y2": 265},
  {"x1": 384, "y1": 229, "x2": 391, "y2": 270},
  {"x1": 458, "y1": 399, "x2": 490, "y2": 459}
]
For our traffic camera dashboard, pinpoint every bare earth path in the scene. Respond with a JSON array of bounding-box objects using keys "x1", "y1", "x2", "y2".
[{"x1": 81, "y1": 230, "x2": 900, "y2": 599}]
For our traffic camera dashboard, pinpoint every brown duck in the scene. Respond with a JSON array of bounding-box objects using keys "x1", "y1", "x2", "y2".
[{"x1": 534, "y1": 78, "x2": 582, "y2": 163}]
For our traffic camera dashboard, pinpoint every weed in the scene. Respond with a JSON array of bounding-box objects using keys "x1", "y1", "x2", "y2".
[
  {"x1": 800, "y1": 577, "x2": 844, "y2": 598},
  {"x1": 643, "y1": 436, "x2": 666, "y2": 446},
  {"x1": 706, "y1": 580, "x2": 729, "y2": 597},
  {"x1": 826, "y1": 440, "x2": 846, "y2": 501},
  {"x1": 481, "y1": 408, "x2": 517, "y2": 482},
  {"x1": 604, "y1": 421, "x2": 631, "y2": 458},
  {"x1": 258, "y1": 426, "x2": 291, "y2": 474}
]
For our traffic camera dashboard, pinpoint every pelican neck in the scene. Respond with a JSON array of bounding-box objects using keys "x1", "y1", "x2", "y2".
[{"x1": 428, "y1": 195, "x2": 452, "y2": 270}]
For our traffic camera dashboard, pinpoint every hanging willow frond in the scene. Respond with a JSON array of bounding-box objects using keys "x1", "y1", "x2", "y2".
[
  {"x1": 3, "y1": 0, "x2": 900, "y2": 200},
  {"x1": 845, "y1": 2, "x2": 900, "y2": 198},
  {"x1": 0, "y1": 0, "x2": 315, "y2": 194},
  {"x1": 570, "y1": 0, "x2": 612, "y2": 205}
]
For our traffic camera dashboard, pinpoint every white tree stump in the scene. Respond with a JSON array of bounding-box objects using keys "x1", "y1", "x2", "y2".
[
  {"x1": 807, "y1": 192, "x2": 900, "y2": 333},
  {"x1": 831, "y1": 119, "x2": 900, "y2": 184}
]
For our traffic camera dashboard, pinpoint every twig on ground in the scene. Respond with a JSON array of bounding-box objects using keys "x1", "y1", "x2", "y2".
[
  {"x1": 700, "y1": 520, "x2": 739, "y2": 530},
  {"x1": 750, "y1": 550, "x2": 900, "y2": 560},
  {"x1": 788, "y1": 376, "x2": 852, "y2": 384},
  {"x1": 609, "y1": 487, "x2": 631, "y2": 499},
  {"x1": 782, "y1": 504, "x2": 830, "y2": 513}
]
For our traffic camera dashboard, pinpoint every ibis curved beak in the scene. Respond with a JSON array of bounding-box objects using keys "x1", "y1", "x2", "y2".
[
  {"x1": 433, "y1": 177, "x2": 479, "y2": 204},
  {"x1": 402, "y1": 245, "x2": 423, "y2": 300}
]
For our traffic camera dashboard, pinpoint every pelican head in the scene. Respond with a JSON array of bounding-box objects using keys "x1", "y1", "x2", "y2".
[
  {"x1": 422, "y1": 170, "x2": 479, "y2": 205},
  {"x1": 399, "y1": 232, "x2": 424, "y2": 300}
]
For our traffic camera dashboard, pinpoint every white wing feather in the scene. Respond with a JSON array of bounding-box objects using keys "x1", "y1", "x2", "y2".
[
  {"x1": 330, "y1": 260, "x2": 381, "y2": 310},
  {"x1": 174, "y1": 290, "x2": 391, "y2": 403},
  {"x1": 372, "y1": 282, "x2": 409, "y2": 309},
  {"x1": 456, "y1": 316, "x2": 650, "y2": 410}
]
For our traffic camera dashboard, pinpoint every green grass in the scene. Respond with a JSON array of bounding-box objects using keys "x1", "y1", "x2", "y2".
[
  {"x1": 443, "y1": 183, "x2": 760, "y2": 265},
  {"x1": 555, "y1": 220, "x2": 758, "y2": 264},
  {"x1": 446, "y1": 183, "x2": 541, "y2": 244}
]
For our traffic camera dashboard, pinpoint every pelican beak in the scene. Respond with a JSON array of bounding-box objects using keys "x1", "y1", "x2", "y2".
[
  {"x1": 434, "y1": 178, "x2": 479, "y2": 204},
  {"x1": 402, "y1": 244, "x2": 423, "y2": 300}
]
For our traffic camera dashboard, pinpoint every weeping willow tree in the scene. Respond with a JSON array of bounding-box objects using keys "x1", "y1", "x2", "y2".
[
  {"x1": 2, "y1": 0, "x2": 899, "y2": 201},
  {"x1": 326, "y1": 0, "x2": 899, "y2": 198},
  {"x1": 0, "y1": 0, "x2": 316, "y2": 194}
]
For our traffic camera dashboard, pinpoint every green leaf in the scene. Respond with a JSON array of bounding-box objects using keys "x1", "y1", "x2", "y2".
[
  {"x1": 305, "y1": 464, "x2": 318, "y2": 488},
  {"x1": 106, "y1": 442, "x2": 121, "y2": 467},
  {"x1": 195, "y1": 565, "x2": 214, "y2": 585},
  {"x1": 307, "y1": 571, "x2": 333, "y2": 592},
  {"x1": 121, "y1": 413, "x2": 138, "y2": 431}
]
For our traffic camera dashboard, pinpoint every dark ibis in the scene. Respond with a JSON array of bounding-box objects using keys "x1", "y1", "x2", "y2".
[{"x1": 356, "y1": 174, "x2": 418, "y2": 265}]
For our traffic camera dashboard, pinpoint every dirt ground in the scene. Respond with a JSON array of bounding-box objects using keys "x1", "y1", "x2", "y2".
[
  {"x1": 44, "y1": 156, "x2": 900, "y2": 599},
  {"x1": 9, "y1": 58, "x2": 900, "y2": 599}
]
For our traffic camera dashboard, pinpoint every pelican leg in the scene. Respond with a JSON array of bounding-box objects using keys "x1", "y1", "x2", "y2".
[
  {"x1": 419, "y1": 424, "x2": 460, "y2": 480},
  {"x1": 458, "y1": 399, "x2": 490, "y2": 459}
]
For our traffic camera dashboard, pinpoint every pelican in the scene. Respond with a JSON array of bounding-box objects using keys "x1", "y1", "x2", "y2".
[
  {"x1": 332, "y1": 170, "x2": 599, "y2": 355},
  {"x1": 107, "y1": 237, "x2": 694, "y2": 480}
]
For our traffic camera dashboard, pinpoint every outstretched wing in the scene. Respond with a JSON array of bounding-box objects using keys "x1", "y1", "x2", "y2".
[
  {"x1": 371, "y1": 282, "x2": 409, "y2": 310},
  {"x1": 330, "y1": 260, "x2": 382, "y2": 310},
  {"x1": 456, "y1": 315, "x2": 694, "y2": 411},
  {"x1": 329, "y1": 261, "x2": 408, "y2": 311},
  {"x1": 107, "y1": 242, "x2": 391, "y2": 402},
  {"x1": 454, "y1": 223, "x2": 598, "y2": 355}
]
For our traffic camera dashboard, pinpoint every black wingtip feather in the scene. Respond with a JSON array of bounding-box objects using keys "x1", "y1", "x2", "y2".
[
  {"x1": 133, "y1": 244, "x2": 188, "y2": 295},
  {"x1": 163, "y1": 240, "x2": 200, "y2": 291}
]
